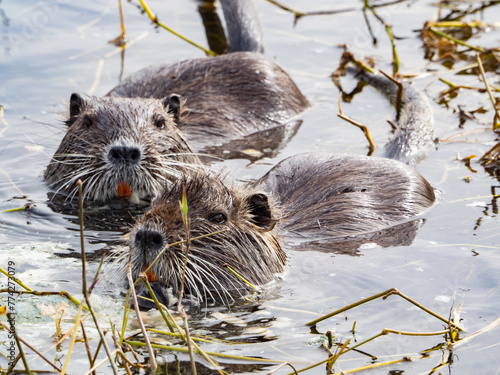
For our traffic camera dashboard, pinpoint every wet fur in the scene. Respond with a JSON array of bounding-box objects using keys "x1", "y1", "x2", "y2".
[
  {"x1": 108, "y1": 52, "x2": 309, "y2": 149},
  {"x1": 129, "y1": 172, "x2": 285, "y2": 305},
  {"x1": 44, "y1": 96, "x2": 200, "y2": 201},
  {"x1": 256, "y1": 153, "x2": 435, "y2": 237}
]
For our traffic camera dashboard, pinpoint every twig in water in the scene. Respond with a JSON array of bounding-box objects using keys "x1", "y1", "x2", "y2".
[
  {"x1": 327, "y1": 339, "x2": 350, "y2": 373},
  {"x1": 61, "y1": 300, "x2": 85, "y2": 374},
  {"x1": 76, "y1": 179, "x2": 120, "y2": 375},
  {"x1": 428, "y1": 27, "x2": 485, "y2": 52},
  {"x1": 126, "y1": 270, "x2": 157, "y2": 372},
  {"x1": 7, "y1": 312, "x2": 32, "y2": 374},
  {"x1": 264, "y1": 0, "x2": 357, "y2": 21},
  {"x1": 305, "y1": 288, "x2": 464, "y2": 331},
  {"x1": 136, "y1": 0, "x2": 215, "y2": 55},
  {"x1": 109, "y1": 0, "x2": 127, "y2": 46},
  {"x1": 267, "y1": 361, "x2": 299, "y2": 375},
  {"x1": 363, "y1": 1, "x2": 400, "y2": 74},
  {"x1": 479, "y1": 141, "x2": 500, "y2": 162},
  {"x1": 80, "y1": 320, "x2": 97, "y2": 375},
  {"x1": 475, "y1": 52, "x2": 500, "y2": 130},
  {"x1": 0, "y1": 266, "x2": 32, "y2": 291},
  {"x1": 337, "y1": 92, "x2": 376, "y2": 151}
]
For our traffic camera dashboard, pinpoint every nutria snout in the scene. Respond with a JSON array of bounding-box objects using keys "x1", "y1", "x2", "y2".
[
  {"x1": 108, "y1": 145, "x2": 142, "y2": 166},
  {"x1": 128, "y1": 153, "x2": 435, "y2": 306},
  {"x1": 44, "y1": 94, "x2": 200, "y2": 202}
]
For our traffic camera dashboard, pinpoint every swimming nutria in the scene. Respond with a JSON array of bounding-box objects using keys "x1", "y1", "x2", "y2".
[
  {"x1": 129, "y1": 153, "x2": 435, "y2": 306},
  {"x1": 44, "y1": 94, "x2": 201, "y2": 202},
  {"x1": 45, "y1": 0, "x2": 309, "y2": 201}
]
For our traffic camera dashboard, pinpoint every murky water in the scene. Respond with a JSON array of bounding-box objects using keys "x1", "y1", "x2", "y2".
[{"x1": 1, "y1": 0, "x2": 500, "y2": 374}]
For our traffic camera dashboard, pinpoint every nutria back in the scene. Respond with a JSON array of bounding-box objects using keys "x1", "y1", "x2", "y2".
[
  {"x1": 255, "y1": 153, "x2": 436, "y2": 238},
  {"x1": 45, "y1": 0, "x2": 309, "y2": 201},
  {"x1": 108, "y1": 52, "x2": 310, "y2": 148}
]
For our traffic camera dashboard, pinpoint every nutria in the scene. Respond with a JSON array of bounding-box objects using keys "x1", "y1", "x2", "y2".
[
  {"x1": 45, "y1": 0, "x2": 309, "y2": 201},
  {"x1": 339, "y1": 64, "x2": 434, "y2": 164},
  {"x1": 129, "y1": 153, "x2": 435, "y2": 306},
  {"x1": 127, "y1": 56, "x2": 437, "y2": 306},
  {"x1": 44, "y1": 94, "x2": 200, "y2": 202}
]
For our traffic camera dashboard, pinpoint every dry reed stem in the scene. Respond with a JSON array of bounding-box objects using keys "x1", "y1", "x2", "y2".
[
  {"x1": 136, "y1": 0, "x2": 215, "y2": 55},
  {"x1": 6, "y1": 312, "x2": 31, "y2": 374},
  {"x1": 428, "y1": 27, "x2": 485, "y2": 52},
  {"x1": 77, "y1": 180, "x2": 120, "y2": 375},
  {"x1": 141, "y1": 267, "x2": 225, "y2": 372},
  {"x1": 177, "y1": 187, "x2": 198, "y2": 375},
  {"x1": 0, "y1": 266, "x2": 32, "y2": 291},
  {"x1": 125, "y1": 340, "x2": 285, "y2": 363},
  {"x1": 475, "y1": 52, "x2": 500, "y2": 130},
  {"x1": 126, "y1": 270, "x2": 157, "y2": 372},
  {"x1": 306, "y1": 288, "x2": 463, "y2": 331},
  {"x1": 61, "y1": 299, "x2": 85, "y2": 374}
]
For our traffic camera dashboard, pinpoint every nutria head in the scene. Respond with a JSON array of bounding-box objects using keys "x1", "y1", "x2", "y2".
[
  {"x1": 129, "y1": 172, "x2": 285, "y2": 306},
  {"x1": 44, "y1": 93, "x2": 200, "y2": 202}
]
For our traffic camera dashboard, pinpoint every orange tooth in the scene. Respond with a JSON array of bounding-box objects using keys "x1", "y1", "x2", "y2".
[
  {"x1": 144, "y1": 265, "x2": 158, "y2": 282},
  {"x1": 117, "y1": 181, "x2": 132, "y2": 198}
]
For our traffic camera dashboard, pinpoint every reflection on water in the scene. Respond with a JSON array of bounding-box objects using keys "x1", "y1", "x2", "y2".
[{"x1": 1, "y1": 0, "x2": 500, "y2": 374}]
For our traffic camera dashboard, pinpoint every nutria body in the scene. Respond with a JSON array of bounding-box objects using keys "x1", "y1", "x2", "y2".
[
  {"x1": 107, "y1": 52, "x2": 309, "y2": 150},
  {"x1": 129, "y1": 153, "x2": 435, "y2": 306},
  {"x1": 255, "y1": 153, "x2": 435, "y2": 237},
  {"x1": 45, "y1": 0, "x2": 309, "y2": 201}
]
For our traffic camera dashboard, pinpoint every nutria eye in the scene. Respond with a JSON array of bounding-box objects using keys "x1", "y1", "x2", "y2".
[
  {"x1": 154, "y1": 117, "x2": 166, "y2": 129},
  {"x1": 209, "y1": 213, "x2": 226, "y2": 224},
  {"x1": 82, "y1": 114, "x2": 94, "y2": 128}
]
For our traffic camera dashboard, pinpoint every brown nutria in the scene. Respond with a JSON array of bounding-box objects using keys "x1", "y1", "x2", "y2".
[
  {"x1": 130, "y1": 171, "x2": 285, "y2": 306},
  {"x1": 45, "y1": 0, "x2": 309, "y2": 201},
  {"x1": 44, "y1": 94, "x2": 200, "y2": 202},
  {"x1": 129, "y1": 153, "x2": 435, "y2": 306},
  {"x1": 107, "y1": 52, "x2": 309, "y2": 151}
]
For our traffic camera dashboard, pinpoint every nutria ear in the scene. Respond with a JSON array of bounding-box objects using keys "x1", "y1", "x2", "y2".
[
  {"x1": 246, "y1": 193, "x2": 276, "y2": 231},
  {"x1": 66, "y1": 93, "x2": 86, "y2": 126},
  {"x1": 162, "y1": 94, "x2": 182, "y2": 122},
  {"x1": 69, "y1": 93, "x2": 85, "y2": 118}
]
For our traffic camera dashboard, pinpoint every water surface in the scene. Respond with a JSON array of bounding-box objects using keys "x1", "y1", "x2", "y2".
[{"x1": 1, "y1": 0, "x2": 500, "y2": 373}]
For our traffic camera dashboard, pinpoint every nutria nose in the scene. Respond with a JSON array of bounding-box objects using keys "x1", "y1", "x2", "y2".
[
  {"x1": 134, "y1": 229, "x2": 164, "y2": 252},
  {"x1": 108, "y1": 145, "x2": 141, "y2": 165}
]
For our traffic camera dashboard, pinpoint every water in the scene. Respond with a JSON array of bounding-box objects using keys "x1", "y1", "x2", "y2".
[{"x1": 1, "y1": 0, "x2": 500, "y2": 374}]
